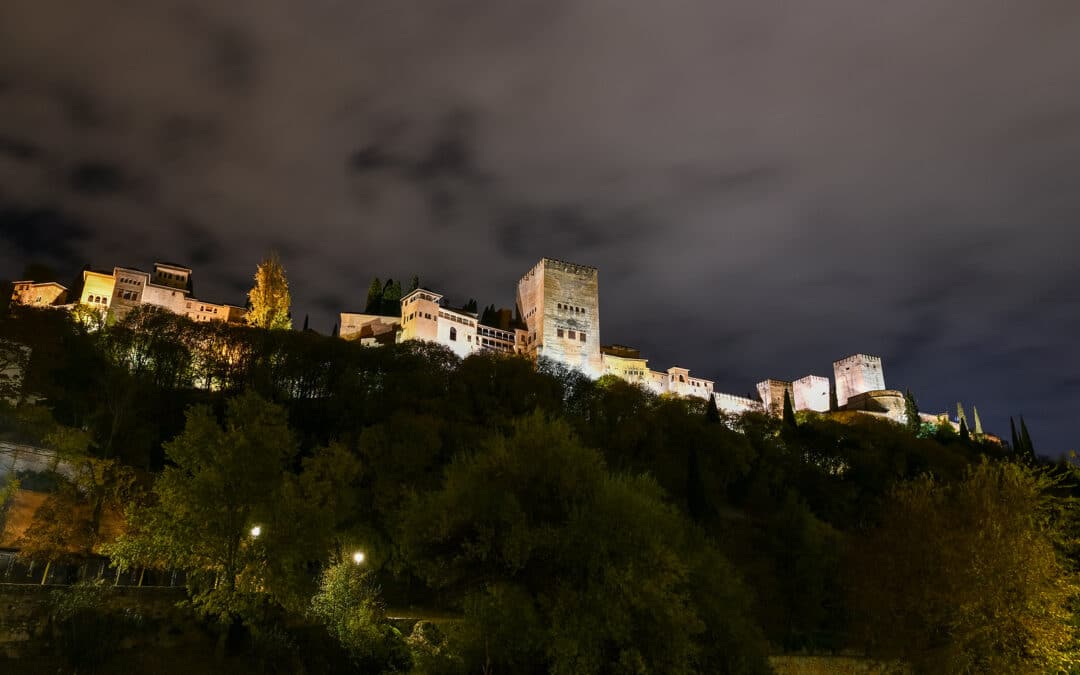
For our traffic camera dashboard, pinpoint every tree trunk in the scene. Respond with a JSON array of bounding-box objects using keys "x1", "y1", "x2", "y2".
[{"x1": 40, "y1": 560, "x2": 51, "y2": 585}]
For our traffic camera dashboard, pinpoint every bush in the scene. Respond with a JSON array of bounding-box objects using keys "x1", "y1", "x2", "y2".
[{"x1": 49, "y1": 580, "x2": 141, "y2": 670}]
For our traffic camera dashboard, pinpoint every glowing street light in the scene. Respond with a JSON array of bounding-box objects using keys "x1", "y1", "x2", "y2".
[
  {"x1": 352, "y1": 551, "x2": 365, "y2": 565},
  {"x1": 250, "y1": 525, "x2": 262, "y2": 538}
]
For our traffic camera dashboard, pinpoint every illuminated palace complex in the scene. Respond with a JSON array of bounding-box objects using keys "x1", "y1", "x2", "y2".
[
  {"x1": 11, "y1": 262, "x2": 247, "y2": 325},
  {"x1": 10, "y1": 256, "x2": 913, "y2": 421},
  {"x1": 341, "y1": 257, "x2": 913, "y2": 421}
]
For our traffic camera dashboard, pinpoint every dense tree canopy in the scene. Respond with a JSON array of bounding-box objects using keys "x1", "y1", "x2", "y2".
[{"x1": 0, "y1": 304, "x2": 1076, "y2": 673}]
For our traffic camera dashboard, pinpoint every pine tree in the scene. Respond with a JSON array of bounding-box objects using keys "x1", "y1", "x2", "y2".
[
  {"x1": 245, "y1": 252, "x2": 292, "y2": 330},
  {"x1": 364, "y1": 278, "x2": 383, "y2": 314},
  {"x1": 782, "y1": 389, "x2": 797, "y2": 428},
  {"x1": 331, "y1": 323, "x2": 339, "y2": 337},
  {"x1": 408, "y1": 275, "x2": 421, "y2": 293},
  {"x1": 302, "y1": 314, "x2": 310, "y2": 331},
  {"x1": 972, "y1": 406, "x2": 984, "y2": 436},
  {"x1": 959, "y1": 417, "x2": 970, "y2": 442},
  {"x1": 1011, "y1": 417, "x2": 1021, "y2": 454},
  {"x1": 464, "y1": 298, "x2": 478, "y2": 313},
  {"x1": 904, "y1": 390, "x2": 921, "y2": 434}
]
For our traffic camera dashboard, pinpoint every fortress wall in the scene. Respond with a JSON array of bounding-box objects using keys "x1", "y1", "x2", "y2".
[
  {"x1": 757, "y1": 379, "x2": 793, "y2": 416},
  {"x1": 833, "y1": 354, "x2": 885, "y2": 407},
  {"x1": 793, "y1": 375, "x2": 831, "y2": 412}
]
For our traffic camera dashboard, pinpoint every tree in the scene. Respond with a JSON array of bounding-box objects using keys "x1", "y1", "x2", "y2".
[
  {"x1": 364, "y1": 278, "x2": 383, "y2": 314},
  {"x1": 959, "y1": 417, "x2": 970, "y2": 442},
  {"x1": 782, "y1": 389, "x2": 797, "y2": 428},
  {"x1": 380, "y1": 279, "x2": 402, "y2": 316},
  {"x1": 904, "y1": 390, "x2": 920, "y2": 434},
  {"x1": 848, "y1": 460, "x2": 1079, "y2": 673},
  {"x1": 401, "y1": 412, "x2": 769, "y2": 674},
  {"x1": 1020, "y1": 416, "x2": 1036, "y2": 459},
  {"x1": 972, "y1": 406, "x2": 984, "y2": 436},
  {"x1": 246, "y1": 252, "x2": 291, "y2": 330},
  {"x1": 107, "y1": 392, "x2": 301, "y2": 623},
  {"x1": 309, "y1": 560, "x2": 411, "y2": 672}
]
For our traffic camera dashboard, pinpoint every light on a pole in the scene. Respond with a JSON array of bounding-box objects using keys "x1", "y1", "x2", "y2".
[
  {"x1": 352, "y1": 551, "x2": 365, "y2": 564},
  {"x1": 250, "y1": 525, "x2": 262, "y2": 538}
]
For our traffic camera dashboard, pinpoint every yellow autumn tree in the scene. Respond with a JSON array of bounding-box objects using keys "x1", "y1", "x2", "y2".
[{"x1": 246, "y1": 252, "x2": 292, "y2": 330}]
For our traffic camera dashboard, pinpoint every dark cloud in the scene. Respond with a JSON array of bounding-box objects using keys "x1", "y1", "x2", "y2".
[
  {"x1": 67, "y1": 161, "x2": 128, "y2": 195},
  {"x1": 0, "y1": 136, "x2": 40, "y2": 162},
  {"x1": 204, "y1": 25, "x2": 258, "y2": 93},
  {"x1": 348, "y1": 146, "x2": 395, "y2": 174},
  {"x1": 0, "y1": 205, "x2": 93, "y2": 268},
  {"x1": 0, "y1": 0, "x2": 1078, "y2": 451}
]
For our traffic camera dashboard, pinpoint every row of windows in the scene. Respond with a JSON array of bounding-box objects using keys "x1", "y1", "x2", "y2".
[
  {"x1": 119, "y1": 276, "x2": 143, "y2": 286},
  {"x1": 158, "y1": 271, "x2": 186, "y2": 282},
  {"x1": 557, "y1": 302, "x2": 586, "y2": 314},
  {"x1": 478, "y1": 326, "x2": 513, "y2": 341},
  {"x1": 119, "y1": 290, "x2": 139, "y2": 301},
  {"x1": 404, "y1": 293, "x2": 437, "y2": 305},
  {"x1": 406, "y1": 312, "x2": 434, "y2": 322},
  {"x1": 555, "y1": 328, "x2": 587, "y2": 343},
  {"x1": 439, "y1": 311, "x2": 476, "y2": 327},
  {"x1": 670, "y1": 373, "x2": 710, "y2": 388},
  {"x1": 86, "y1": 295, "x2": 109, "y2": 305}
]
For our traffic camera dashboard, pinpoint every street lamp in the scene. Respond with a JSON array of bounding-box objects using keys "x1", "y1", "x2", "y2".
[
  {"x1": 250, "y1": 525, "x2": 262, "y2": 538},
  {"x1": 352, "y1": 551, "x2": 365, "y2": 565}
]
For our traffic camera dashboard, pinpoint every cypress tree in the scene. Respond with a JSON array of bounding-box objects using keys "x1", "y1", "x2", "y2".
[
  {"x1": 364, "y1": 277, "x2": 383, "y2": 313},
  {"x1": 959, "y1": 417, "x2": 970, "y2": 442},
  {"x1": 302, "y1": 314, "x2": 309, "y2": 331},
  {"x1": 381, "y1": 279, "x2": 402, "y2": 316},
  {"x1": 782, "y1": 389, "x2": 797, "y2": 428},
  {"x1": 904, "y1": 390, "x2": 921, "y2": 434},
  {"x1": 1019, "y1": 417, "x2": 1036, "y2": 459},
  {"x1": 972, "y1": 406, "x2": 984, "y2": 436},
  {"x1": 331, "y1": 322, "x2": 339, "y2": 337},
  {"x1": 956, "y1": 402, "x2": 967, "y2": 428},
  {"x1": 706, "y1": 394, "x2": 721, "y2": 423}
]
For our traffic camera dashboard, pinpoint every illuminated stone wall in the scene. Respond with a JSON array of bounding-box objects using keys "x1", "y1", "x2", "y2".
[
  {"x1": 517, "y1": 258, "x2": 602, "y2": 377},
  {"x1": 714, "y1": 392, "x2": 762, "y2": 415},
  {"x1": 757, "y1": 379, "x2": 793, "y2": 416},
  {"x1": 11, "y1": 282, "x2": 67, "y2": 307},
  {"x1": 80, "y1": 270, "x2": 116, "y2": 314},
  {"x1": 793, "y1": 375, "x2": 831, "y2": 412},
  {"x1": 833, "y1": 354, "x2": 886, "y2": 407}
]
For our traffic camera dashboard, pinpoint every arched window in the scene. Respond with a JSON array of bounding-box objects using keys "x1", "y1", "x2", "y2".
[{"x1": 449, "y1": 327, "x2": 457, "y2": 341}]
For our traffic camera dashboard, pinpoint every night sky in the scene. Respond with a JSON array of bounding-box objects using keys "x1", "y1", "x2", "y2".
[{"x1": 1, "y1": 2, "x2": 1078, "y2": 453}]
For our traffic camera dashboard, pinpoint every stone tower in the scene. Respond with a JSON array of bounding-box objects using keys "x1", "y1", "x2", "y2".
[
  {"x1": 793, "y1": 375, "x2": 831, "y2": 412},
  {"x1": 757, "y1": 379, "x2": 793, "y2": 416},
  {"x1": 516, "y1": 258, "x2": 602, "y2": 376},
  {"x1": 833, "y1": 354, "x2": 886, "y2": 408}
]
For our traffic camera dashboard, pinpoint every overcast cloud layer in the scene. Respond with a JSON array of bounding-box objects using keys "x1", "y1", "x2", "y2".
[{"x1": 1, "y1": 0, "x2": 1078, "y2": 452}]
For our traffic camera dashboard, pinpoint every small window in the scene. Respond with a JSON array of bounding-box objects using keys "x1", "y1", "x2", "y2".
[
  {"x1": 557, "y1": 328, "x2": 564, "y2": 338},
  {"x1": 449, "y1": 327, "x2": 457, "y2": 341},
  {"x1": 568, "y1": 330, "x2": 576, "y2": 339},
  {"x1": 579, "y1": 333, "x2": 586, "y2": 342}
]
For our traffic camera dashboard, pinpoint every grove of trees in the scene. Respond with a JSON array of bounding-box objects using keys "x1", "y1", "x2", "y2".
[{"x1": 1, "y1": 302, "x2": 1077, "y2": 674}]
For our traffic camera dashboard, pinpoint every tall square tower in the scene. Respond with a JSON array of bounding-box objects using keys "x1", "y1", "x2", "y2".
[
  {"x1": 516, "y1": 258, "x2": 602, "y2": 376},
  {"x1": 833, "y1": 354, "x2": 886, "y2": 407}
]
